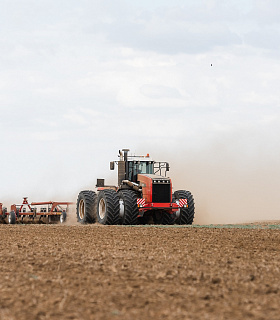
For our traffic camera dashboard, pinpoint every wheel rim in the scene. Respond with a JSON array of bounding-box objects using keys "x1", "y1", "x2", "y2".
[
  {"x1": 79, "y1": 199, "x2": 85, "y2": 219},
  {"x1": 119, "y1": 198, "x2": 125, "y2": 218},
  {"x1": 8, "y1": 214, "x2": 11, "y2": 224},
  {"x1": 175, "y1": 199, "x2": 180, "y2": 218},
  {"x1": 99, "y1": 198, "x2": 106, "y2": 220},
  {"x1": 60, "y1": 214, "x2": 64, "y2": 223}
]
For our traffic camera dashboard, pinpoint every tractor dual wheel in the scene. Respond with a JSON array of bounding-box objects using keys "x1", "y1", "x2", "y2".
[
  {"x1": 97, "y1": 189, "x2": 120, "y2": 225},
  {"x1": 173, "y1": 190, "x2": 195, "y2": 225},
  {"x1": 76, "y1": 190, "x2": 97, "y2": 224},
  {"x1": 8, "y1": 211, "x2": 16, "y2": 225},
  {"x1": 118, "y1": 190, "x2": 139, "y2": 225}
]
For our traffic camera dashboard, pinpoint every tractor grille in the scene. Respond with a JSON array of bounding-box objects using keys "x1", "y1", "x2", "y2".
[{"x1": 152, "y1": 183, "x2": 171, "y2": 203}]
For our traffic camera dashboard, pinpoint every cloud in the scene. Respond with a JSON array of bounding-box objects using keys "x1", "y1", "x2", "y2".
[
  {"x1": 250, "y1": 0, "x2": 280, "y2": 25},
  {"x1": 99, "y1": 9, "x2": 242, "y2": 55},
  {"x1": 245, "y1": 28, "x2": 280, "y2": 52},
  {"x1": 140, "y1": 84, "x2": 182, "y2": 99}
]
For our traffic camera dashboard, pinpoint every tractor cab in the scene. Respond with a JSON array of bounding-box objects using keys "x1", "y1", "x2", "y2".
[
  {"x1": 127, "y1": 160, "x2": 154, "y2": 183},
  {"x1": 113, "y1": 149, "x2": 170, "y2": 184}
]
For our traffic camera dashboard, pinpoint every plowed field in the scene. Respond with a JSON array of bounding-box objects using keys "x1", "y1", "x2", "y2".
[{"x1": 1, "y1": 224, "x2": 280, "y2": 320}]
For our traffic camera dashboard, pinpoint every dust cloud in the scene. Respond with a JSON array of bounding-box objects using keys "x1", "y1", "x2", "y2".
[
  {"x1": 65, "y1": 204, "x2": 80, "y2": 226},
  {"x1": 166, "y1": 142, "x2": 280, "y2": 224},
  {"x1": 0, "y1": 198, "x2": 16, "y2": 212},
  {"x1": 3, "y1": 137, "x2": 279, "y2": 226}
]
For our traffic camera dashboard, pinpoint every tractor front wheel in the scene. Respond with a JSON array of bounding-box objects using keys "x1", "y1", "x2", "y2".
[
  {"x1": 97, "y1": 189, "x2": 120, "y2": 225},
  {"x1": 76, "y1": 190, "x2": 97, "y2": 224},
  {"x1": 174, "y1": 190, "x2": 195, "y2": 225}
]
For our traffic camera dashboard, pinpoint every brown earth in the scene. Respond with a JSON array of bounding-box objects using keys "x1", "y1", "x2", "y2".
[{"x1": 0, "y1": 224, "x2": 280, "y2": 320}]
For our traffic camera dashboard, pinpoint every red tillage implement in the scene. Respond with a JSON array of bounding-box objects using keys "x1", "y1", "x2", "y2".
[
  {"x1": 7, "y1": 197, "x2": 73, "y2": 224},
  {"x1": 0, "y1": 203, "x2": 7, "y2": 221}
]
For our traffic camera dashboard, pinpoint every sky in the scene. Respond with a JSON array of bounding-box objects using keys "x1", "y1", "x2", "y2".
[{"x1": 1, "y1": 0, "x2": 280, "y2": 223}]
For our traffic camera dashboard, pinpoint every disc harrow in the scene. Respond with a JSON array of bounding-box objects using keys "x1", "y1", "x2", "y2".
[{"x1": 2, "y1": 197, "x2": 73, "y2": 224}]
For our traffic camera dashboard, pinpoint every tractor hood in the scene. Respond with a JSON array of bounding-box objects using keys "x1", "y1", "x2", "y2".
[
  {"x1": 137, "y1": 173, "x2": 172, "y2": 204},
  {"x1": 138, "y1": 173, "x2": 170, "y2": 182}
]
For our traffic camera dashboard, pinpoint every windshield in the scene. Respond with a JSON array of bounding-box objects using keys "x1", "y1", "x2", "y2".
[
  {"x1": 128, "y1": 161, "x2": 154, "y2": 182},
  {"x1": 137, "y1": 161, "x2": 154, "y2": 174}
]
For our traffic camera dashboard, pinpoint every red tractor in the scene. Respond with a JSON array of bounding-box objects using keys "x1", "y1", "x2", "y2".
[{"x1": 76, "y1": 149, "x2": 195, "y2": 225}]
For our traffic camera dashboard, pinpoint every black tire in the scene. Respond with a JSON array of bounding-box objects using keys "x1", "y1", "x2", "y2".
[
  {"x1": 60, "y1": 211, "x2": 67, "y2": 224},
  {"x1": 8, "y1": 211, "x2": 16, "y2": 225},
  {"x1": 76, "y1": 190, "x2": 97, "y2": 224},
  {"x1": 118, "y1": 190, "x2": 139, "y2": 225},
  {"x1": 174, "y1": 190, "x2": 195, "y2": 225},
  {"x1": 162, "y1": 211, "x2": 175, "y2": 225},
  {"x1": 97, "y1": 189, "x2": 120, "y2": 225}
]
